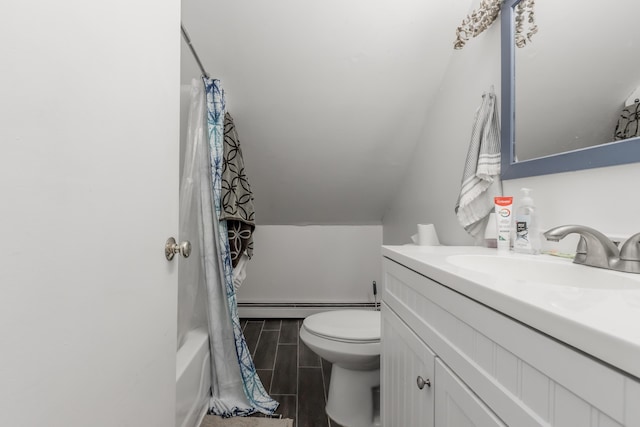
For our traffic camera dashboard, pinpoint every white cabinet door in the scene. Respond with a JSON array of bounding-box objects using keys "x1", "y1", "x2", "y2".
[
  {"x1": 435, "y1": 359, "x2": 507, "y2": 427},
  {"x1": 381, "y1": 304, "x2": 435, "y2": 427}
]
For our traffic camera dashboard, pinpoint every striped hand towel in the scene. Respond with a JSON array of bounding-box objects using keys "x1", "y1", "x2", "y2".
[{"x1": 455, "y1": 89, "x2": 502, "y2": 238}]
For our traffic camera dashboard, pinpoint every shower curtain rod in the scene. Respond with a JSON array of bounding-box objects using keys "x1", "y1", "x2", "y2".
[{"x1": 181, "y1": 23, "x2": 210, "y2": 79}]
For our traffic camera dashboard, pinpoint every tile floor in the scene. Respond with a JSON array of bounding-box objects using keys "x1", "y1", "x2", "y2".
[{"x1": 241, "y1": 319, "x2": 344, "y2": 427}]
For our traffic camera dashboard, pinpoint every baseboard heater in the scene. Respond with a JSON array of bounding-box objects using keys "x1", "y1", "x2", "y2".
[{"x1": 237, "y1": 302, "x2": 377, "y2": 318}]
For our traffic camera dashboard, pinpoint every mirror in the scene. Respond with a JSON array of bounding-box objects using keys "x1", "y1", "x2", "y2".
[{"x1": 500, "y1": 0, "x2": 640, "y2": 179}]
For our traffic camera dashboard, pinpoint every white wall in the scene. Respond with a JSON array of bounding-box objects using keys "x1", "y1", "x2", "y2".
[
  {"x1": 237, "y1": 225, "x2": 383, "y2": 304},
  {"x1": 383, "y1": 5, "x2": 501, "y2": 246},
  {"x1": 383, "y1": 2, "x2": 640, "y2": 247},
  {"x1": 182, "y1": 45, "x2": 385, "y2": 309},
  {"x1": 181, "y1": 0, "x2": 472, "y2": 226},
  {"x1": 503, "y1": 163, "x2": 640, "y2": 245}
]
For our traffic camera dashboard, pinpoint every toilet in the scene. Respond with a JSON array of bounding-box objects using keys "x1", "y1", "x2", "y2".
[{"x1": 299, "y1": 310, "x2": 381, "y2": 427}]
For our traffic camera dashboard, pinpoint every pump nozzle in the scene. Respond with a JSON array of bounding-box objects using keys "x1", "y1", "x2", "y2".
[{"x1": 519, "y1": 187, "x2": 534, "y2": 206}]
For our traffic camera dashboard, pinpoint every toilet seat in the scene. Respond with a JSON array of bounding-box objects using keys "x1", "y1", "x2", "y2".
[{"x1": 302, "y1": 310, "x2": 380, "y2": 344}]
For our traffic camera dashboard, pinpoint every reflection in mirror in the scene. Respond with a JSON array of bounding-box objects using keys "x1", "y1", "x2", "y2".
[
  {"x1": 501, "y1": 0, "x2": 640, "y2": 179},
  {"x1": 516, "y1": 0, "x2": 640, "y2": 161}
]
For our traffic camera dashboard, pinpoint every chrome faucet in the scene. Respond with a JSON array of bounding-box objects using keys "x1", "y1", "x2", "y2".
[
  {"x1": 544, "y1": 225, "x2": 640, "y2": 273},
  {"x1": 544, "y1": 225, "x2": 619, "y2": 270},
  {"x1": 618, "y1": 232, "x2": 640, "y2": 273}
]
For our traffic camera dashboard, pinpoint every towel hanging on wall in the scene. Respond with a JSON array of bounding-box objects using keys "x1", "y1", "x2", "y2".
[
  {"x1": 455, "y1": 88, "x2": 502, "y2": 239},
  {"x1": 221, "y1": 112, "x2": 256, "y2": 268}
]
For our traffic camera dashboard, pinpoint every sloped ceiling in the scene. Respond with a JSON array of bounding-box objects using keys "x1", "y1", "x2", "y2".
[{"x1": 181, "y1": 0, "x2": 472, "y2": 225}]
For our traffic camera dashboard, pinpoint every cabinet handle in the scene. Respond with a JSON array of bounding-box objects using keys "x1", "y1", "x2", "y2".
[{"x1": 416, "y1": 376, "x2": 431, "y2": 389}]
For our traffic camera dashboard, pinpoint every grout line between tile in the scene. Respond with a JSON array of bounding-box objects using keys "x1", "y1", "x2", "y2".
[
  {"x1": 268, "y1": 322, "x2": 281, "y2": 395},
  {"x1": 320, "y1": 357, "x2": 330, "y2": 426},
  {"x1": 252, "y1": 320, "x2": 265, "y2": 359}
]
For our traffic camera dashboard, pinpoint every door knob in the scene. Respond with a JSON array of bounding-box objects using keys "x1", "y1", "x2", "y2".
[
  {"x1": 165, "y1": 237, "x2": 191, "y2": 261},
  {"x1": 416, "y1": 376, "x2": 431, "y2": 390}
]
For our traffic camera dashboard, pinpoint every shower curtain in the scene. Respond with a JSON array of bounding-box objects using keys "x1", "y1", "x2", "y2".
[
  {"x1": 177, "y1": 84, "x2": 209, "y2": 352},
  {"x1": 183, "y1": 77, "x2": 277, "y2": 417}
]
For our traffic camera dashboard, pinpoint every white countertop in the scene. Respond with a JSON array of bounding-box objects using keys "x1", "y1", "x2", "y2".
[{"x1": 382, "y1": 245, "x2": 640, "y2": 379}]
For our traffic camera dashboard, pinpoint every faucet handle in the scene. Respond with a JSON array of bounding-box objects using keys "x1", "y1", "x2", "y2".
[
  {"x1": 574, "y1": 236, "x2": 587, "y2": 264},
  {"x1": 620, "y1": 232, "x2": 640, "y2": 261}
]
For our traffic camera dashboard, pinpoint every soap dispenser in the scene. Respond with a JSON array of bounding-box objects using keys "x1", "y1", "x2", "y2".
[{"x1": 514, "y1": 188, "x2": 541, "y2": 254}]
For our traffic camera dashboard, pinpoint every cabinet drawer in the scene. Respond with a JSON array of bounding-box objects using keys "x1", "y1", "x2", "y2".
[{"x1": 383, "y1": 257, "x2": 636, "y2": 426}]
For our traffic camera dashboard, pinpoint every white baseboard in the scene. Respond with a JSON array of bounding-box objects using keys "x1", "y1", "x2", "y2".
[{"x1": 237, "y1": 302, "x2": 377, "y2": 318}]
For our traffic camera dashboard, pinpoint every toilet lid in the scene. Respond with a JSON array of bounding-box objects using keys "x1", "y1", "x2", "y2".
[{"x1": 303, "y1": 310, "x2": 381, "y2": 343}]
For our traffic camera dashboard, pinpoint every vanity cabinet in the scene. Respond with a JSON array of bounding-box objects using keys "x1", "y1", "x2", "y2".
[
  {"x1": 382, "y1": 303, "x2": 505, "y2": 427},
  {"x1": 381, "y1": 254, "x2": 640, "y2": 427},
  {"x1": 381, "y1": 305, "x2": 435, "y2": 427}
]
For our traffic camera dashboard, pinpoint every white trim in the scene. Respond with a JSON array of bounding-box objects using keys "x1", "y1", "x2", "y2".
[{"x1": 238, "y1": 304, "x2": 376, "y2": 319}]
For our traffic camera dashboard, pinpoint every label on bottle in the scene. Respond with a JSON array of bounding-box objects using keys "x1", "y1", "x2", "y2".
[{"x1": 515, "y1": 215, "x2": 530, "y2": 248}]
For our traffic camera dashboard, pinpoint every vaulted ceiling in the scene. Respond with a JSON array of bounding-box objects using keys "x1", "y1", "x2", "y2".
[{"x1": 181, "y1": 0, "x2": 472, "y2": 224}]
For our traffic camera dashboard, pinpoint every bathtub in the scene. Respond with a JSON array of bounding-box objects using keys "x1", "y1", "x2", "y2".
[{"x1": 176, "y1": 328, "x2": 211, "y2": 427}]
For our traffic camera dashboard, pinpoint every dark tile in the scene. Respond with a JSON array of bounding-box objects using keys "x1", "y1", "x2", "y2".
[
  {"x1": 279, "y1": 319, "x2": 299, "y2": 344},
  {"x1": 257, "y1": 369, "x2": 273, "y2": 393},
  {"x1": 298, "y1": 367, "x2": 329, "y2": 427},
  {"x1": 272, "y1": 394, "x2": 297, "y2": 426},
  {"x1": 299, "y1": 340, "x2": 321, "y2": 367},
  {"x1": 240, "y1": 318, "x2": 248, "y2": 330},
  {"x1": 243, "y1": 321, "x2": 264, "y2": 357},
  {"x1": 321, "y1": 358, "x2": 332, "y2": 400},
  {"x1": 271, "y1": 344, "x2": 298, "y2": 394},
  {"x1": 254, "y1": 330, "x2": 279, "y2": 369},
  {"x1": 329, "y1": 419, "x2": 344, "y2": 427},
  {"x1": 248, "y1": 319, "x2": 335, "y2": 427},
  {"x1": 263, "y1": 319, "x2": 282, "y2": 331}
]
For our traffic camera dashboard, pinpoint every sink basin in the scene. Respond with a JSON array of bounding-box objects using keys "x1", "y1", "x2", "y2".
[{"x1": 446, "y1": 254, "x2": 640, "y2": 290}]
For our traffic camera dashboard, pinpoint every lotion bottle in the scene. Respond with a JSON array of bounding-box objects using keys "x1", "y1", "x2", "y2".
[{"x1": 514, "y1": 188, "x2": 541, "y2": 254}]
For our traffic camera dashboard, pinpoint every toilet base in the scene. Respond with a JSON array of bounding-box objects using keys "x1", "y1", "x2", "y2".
[{"x1": 326, "y1": 365, "x2": 381, "y2": 427}]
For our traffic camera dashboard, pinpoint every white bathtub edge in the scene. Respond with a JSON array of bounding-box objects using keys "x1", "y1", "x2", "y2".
[{"x1": 176, "y1": 329, "x2": 211, "y2": 427}]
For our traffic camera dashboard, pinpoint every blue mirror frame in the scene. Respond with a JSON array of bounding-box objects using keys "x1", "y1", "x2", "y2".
[{"x1": 500, "y1": 0, "x2": 640, "y2": 179}]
